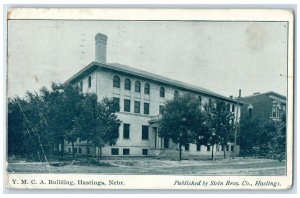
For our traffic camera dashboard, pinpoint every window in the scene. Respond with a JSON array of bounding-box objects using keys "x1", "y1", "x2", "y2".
[
  {"x1": 272, "y1": 106, "x2": 277, "y2": 117},
  {"x1": 221, "y1": 146, "x2": 224, "y2": 151},
  {"x1": 68, "y1": 148, "x2": 71, "y2": 153},
  {"x1": 144, "y1": 102, "x2": 149, "y2": 115},
  {"x1": 144, "y1": 83, "x2": 150, "y2": 94},
  {"x1": 142, "y1": 125, "x2": 149, "y2": 140},
  {"x1": 160, "y1": 87, "x2": 165, "y2": 97},
  {"x1": 232, "y1": 104, "x2": 235, "y2": 112},
  {"x1": 248, "y1": 108, "x2": 253, "y2": 118},
  {"x1": 135, "y1": 81, "x2": 141, "y2": 92},
  {"x1": 174, "y1": 90, "x2": 179, "y2": 98},
  {"x1": 159, "y1": 105, "x2": 164, "y2": 114},
  {"x1": 87, "y1": 147, "x2": 90, "y2": 154},
  {"x1": 111, "y1": 148, "x2": 119, "y2": 155},
  {"x1": 142, "y1": 149, "x2": 148, "y2": 155},
  {"x1": 124, "y1": 78, "x2": 131, "y2": 90},
  {"x1": 197, "y1": 144, "x2": 201, "y2": 151},
  {"x1": 207, "y1": 145, "x2": 211, "y2": 151},
  {"x1": 74, "y1": 148, "x2": 78, "y2": 153},
  {"x1": 134, "y1": 101, "x2": 140, "y2": 113},
  {"x1": 164, "y1": 138, "x2": 169, "y2": 148},
  {"x1": 88, "y1": 76, "x2": 92, "y2": 88},
  {"x1": 123, "y1": 124, "x2": 130, "y2": 139},
  {"x1": 231, "y1": 146, "x2": 234, "y2": 151},
  {"x1": 123, "y1": 149, "x2": 130, "y2": 155},
  {"x1": 113, "y1": 76, "x2": 120, "y2": 88},
  {"x1": 198, "y1": 96, "x2": 202, "y2": 103},
  {"x1": 113, "y1": 97, "x2": 120, "y2": 108},
  {"x1": 227, "y1": 103, "x2": 231, "y2": 111},
  {"x1": 124, "y1": 99, "x2": 131, "y2": 112},
  {"x1": 78, "y1": 148, "x2": 82, "y2": 154},
  {"x1": 79, "y1": 81, "x2": 83, "y2": 91},
  {"x1": 226, "y1": 145, "x2": 229, "y2": 151},
  {"x1": 184, "y1": 144, "x2": 190, "y2": 151}
]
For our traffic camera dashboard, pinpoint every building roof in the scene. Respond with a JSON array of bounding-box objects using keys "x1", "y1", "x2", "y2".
[
  {"x1": 239, "y1": 91, "x2": 287, "y2": 100},
  {"x1": 65, "y1": 61, "x2": 242, "y2": 104}
]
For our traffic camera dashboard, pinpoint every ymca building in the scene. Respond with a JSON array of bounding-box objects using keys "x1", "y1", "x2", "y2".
[{"x1": 64, "y1": 33, "x2": 242, "y2": 158}]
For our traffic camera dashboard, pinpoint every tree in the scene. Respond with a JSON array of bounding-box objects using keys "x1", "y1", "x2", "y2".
[
  {"x1": 159, "y1": 94, "x2": 209, "y2": 161},
  {"x1": 203, "y1": 100, "x2": 235, "y2": 159},
  {"x1": 40, "y1": 83, "x2": 84, "y2": 157},
  {"x1": 8, "y1": 83, "x2": 121, "y2": 161},
  {"x1": 270, "y1": 113, "x2": 286, "y2": 161},
  {"x1": 238, "y1": 115, "x2": 262, "y2": 157},
  {"x1": 76, "y1": 94, "x2": 121, "y2": 160}
]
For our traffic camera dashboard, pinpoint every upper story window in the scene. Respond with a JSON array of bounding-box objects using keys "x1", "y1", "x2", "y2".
[
  {"x1": 79, "y1": 81, "x2": 83, "y2": 91},
  {"x1": 160, "y1": 87, "x2": 165, "y2": 97},
  {"x1": 134, "y1": 101, "x2": 141, "y2": 113},
  {"x1": 144, "y1": 102, "x2": 149, "y2": 115},
  {"x1": 247, "y1": 104, "x2": 253, "y2": 118},
  {"x1": 232, "y1": 104, "x2": 235, "y2": 112},
  {"x1": 227, "y1": 103, "x2": 231, "y2": 111},
  {"x1": 88, "y1": 76, "x2": 92, "y2": 88},
  {"x1": 124, "y1": 99, "x2": 131, "y2": 112},
  {"x1": 144, "y1": 83, "x2": 150, "y2": 94},
  {"x1": 113, "y1": 97, "x2": 120, "y2": 110},
  {"x1": 159, "y1": 105, "x2": 164, "y2": 114},
  {"x1": 124, "y1": 78, "x2": 131, "y2": 90},
  {"x1": 248, "y1": 108, "x2": 253, "y2": 118},
  {"x1": 282, "y1": 105, "x2": 286, "y2": 111},
  {"x1": 113, "y1": 75, "x2": 120, "y2": 88},
  {"x1": 272, "y1": 106, "x2": 277, "y2": 118},
  {"x1": 135, "y1": 81, "x2": 141, "y2": 92},
  {"x1": 174, "y1": 90, "x2": 179, "y2": 98},
  {"x1": 198, "y1": 96, "x2": 202, "y2": 103}
]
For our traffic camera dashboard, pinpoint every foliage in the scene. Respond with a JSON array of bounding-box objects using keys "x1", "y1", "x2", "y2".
[
  {"x1": 8, "y1": 83, "x2": 121, "y2": 161},
  {"x1": 238, "y1": 116, "x2": 262, "y2": 157},
  {"x1": 206, "y1": 101, "x2": 235, "y2": 158},
  {"x1": 159, "y1": 94, "x2": 210, "y2": 160},
  {"x1": 238, "y1": 113, "x2": 286, "y2": 161}
]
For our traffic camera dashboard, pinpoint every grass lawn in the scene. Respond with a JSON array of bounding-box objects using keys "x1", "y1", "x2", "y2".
[{"x1": 7, "y1": 156, "x2": 286, "y2": 175}]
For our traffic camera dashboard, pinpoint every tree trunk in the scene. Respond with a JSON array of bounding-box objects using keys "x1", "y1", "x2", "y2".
[
  {"x1": 211, "y1": 144, "x2": 214, "y2": 160},
  {"x1": 61, "y1": 139, "x2": 65, "y2": 158},
  {"x1": 86, "y1": 140, "x2": 88, "y2": 155},
  {"x1": 179, "y1": 142, "x2": 182, "y2": 161},
  {"x1": 100, "y1": 147, "x2": 102, "y2": 160},
  {"x1": 71, "y1": 141, "x2": 75, "y2": 157}
]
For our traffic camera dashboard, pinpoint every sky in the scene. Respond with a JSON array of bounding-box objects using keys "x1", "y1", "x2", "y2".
[{"x1": 7, "y1": 20, "x2": 288, "y2": 98}]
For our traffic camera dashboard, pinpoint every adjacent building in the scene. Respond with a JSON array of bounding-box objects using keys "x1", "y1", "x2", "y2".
[
  {"x1": 64, "y1": 33, "x2": 242, "y2": 158},
  {"x1": 238, "y1": 91, "x2": 286, "y2": 122}
]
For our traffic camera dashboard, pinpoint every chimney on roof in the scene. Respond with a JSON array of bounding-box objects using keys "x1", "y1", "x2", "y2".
[
  {"x1": 238, "y1": 89, "x2": 241, "y2": 99},
  {"x1": 95, "y1": 33, "x2": 108, "y2": 63}
]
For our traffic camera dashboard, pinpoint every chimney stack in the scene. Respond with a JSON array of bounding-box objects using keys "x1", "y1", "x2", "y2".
[
  {"x1": 238, "y1": 89, "x2": 241, "y2": 98},
  {"x1": 95, "y1": 33, "x2": 108, "y2": 63}
]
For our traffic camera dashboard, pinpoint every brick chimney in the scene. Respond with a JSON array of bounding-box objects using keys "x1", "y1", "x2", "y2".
[{"x1": 95, "y1": 33, "x2": 108, "y2": 63}]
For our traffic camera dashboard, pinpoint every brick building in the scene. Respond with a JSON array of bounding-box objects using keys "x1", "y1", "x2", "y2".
[
  {"x1": 64, "y1": 33, "x2": 242, "y2": 158},
  {"x1": 238, "y1": 91, "x2": 286, "y2": 122}
]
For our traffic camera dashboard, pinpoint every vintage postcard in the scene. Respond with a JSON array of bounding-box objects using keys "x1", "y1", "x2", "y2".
[{"x1": 5, "y1": 8, "x2": 294, "y2": 190}]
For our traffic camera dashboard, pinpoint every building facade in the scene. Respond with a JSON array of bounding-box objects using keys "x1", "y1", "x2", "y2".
[
  {"x1": 64, "y1": 33, "x2": 242, "y2": 158},
  {"x1": 238, "y1": 91, "x2": 286, "y2": 122}
]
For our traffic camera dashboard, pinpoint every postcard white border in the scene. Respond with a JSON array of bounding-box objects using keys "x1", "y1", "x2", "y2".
[{"x1": 5, "y1": 8, "x2": 294, "y2": 190}]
